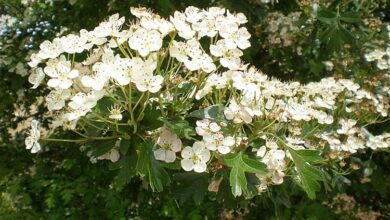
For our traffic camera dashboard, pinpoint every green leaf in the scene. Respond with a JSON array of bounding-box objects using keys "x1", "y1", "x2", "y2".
[
  {"x1": 317, "y1": 8, "x2": 337, "y2": 25},
  {"x1": 173, "y1": 172, "x2": 209, "y2": 205},
  {"x1": 95, "y1": 96, "x2": 114, "y2": 115},
  {"x1": 119, "y1": 139, "x2": 131, "y2": 155},
  {"x1": 295, "y1": 150, "x2": 323, "y2": 162},
  {"x1": 113, "y1": 148, "x2": 137, "y2": 189},
  {"x1": 159, "y1": 118, "x2": 196, "y2": 139},
  {"x1": 139, "y1": 104, "x2": 164, "y2": 130},
  {"x1": 83, "y1": 118, "x2": 106, "y2": 137},
  {"x1": 159, "y1": 160, "x2": 181, "y2": 170},
  {"x1": 90, "y1": 139, "x2": 116, "y2": 158},
  {"x1": 339, "y1": 11, "x2": 361, "y2": 24},
  {"x1": 288, "y1": 147, "x2": 324, "y2": 199},
  {"x1": 136, "y1": 142, "x2": 171, "y2": 192},
  {"x1": 220, "y1": 152, "x2": 267, "y2": 197},
  {"x1": 187, "y1": 104, "x2": 226, "y2": 121},
  {"x1": 61, "y1": 189, "x2": 74, "y2": 204}
]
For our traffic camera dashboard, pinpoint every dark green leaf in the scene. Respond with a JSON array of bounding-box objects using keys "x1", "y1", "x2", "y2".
[
  {"x1": 90, "y1": 139, "x2": 116, "y2": 158},
  {"x1": 188, "y1": 104, "x2": 226, "y2": 121},
  {"x1": 136, "y1": 141, "x2": 170, "y2": 192},
  {"x1": 220, "y1": 152, "x2": 267, "y2": 197},
  {"x1": 173, "y1": 172, "x2": 209, "y2": 204},
  {"x1": 288, "y1": 147, "x2": 324, "y2": 199},
  {"x1": 340, "y1": 12, "x2": 361, "y2": 23},
  {"x1": 159, "y1": 118, "x2": 196, "y2": 139},
  {"x1": 295, "y1": 150, "x2": 323, "y2": 162},
  {"x1": 317, "y1": 8, "x2": 337, "y2": 25}
]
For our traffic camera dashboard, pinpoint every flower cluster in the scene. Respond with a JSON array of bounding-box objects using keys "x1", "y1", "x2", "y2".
[
  {"x1": 263, "y1": 12, "x2": 303, "y2": 48},
  {"x1": 25, "y1": 6, "x2": 390, "y2": 197}
]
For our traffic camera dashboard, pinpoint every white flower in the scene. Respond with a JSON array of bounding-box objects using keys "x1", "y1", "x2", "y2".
[
  {"x1": 154, "y1": 127, "x2": 182, "y2": 163},
  {"x1": 81, "y1": 71, "x2": 110, "y2": 91},
  {"x1": 181, "y1": 141, "x2": 211, "y2": 173},
  {"x1": 337, "y1": 118, "x2": 357, "y2": 135},
  {"x1": 28, "y1": 68, "x2": 45, "y2": 89},
  {"x1": 25, "y1": 120, "x2": 41, "y2": 153},
  {"x1": 108, "y1": 104, "x2": 123, "y2": 121},
  {"x1": 28, "y1": 53, "x2": 43, "y2": 68},
  {"x1": 210, "y1": 39, "x2": 243, "y2": 70},
  {"x1": 128, "y1": 27, "x2": 163, "y2": 57},
  {"x1": 220, "y1": 27, "x2": 251, "y2": 50},
  {"x1": 37, "y1": 38, "x2": 63, "y2": 60},
  {"x1": 184, "y1": 6, "x2": 204, "y2": 24},
  {"x1": 129, "y1": 56, "x2": 158, "y2": 81},
  {"x1": 65, "y1": 109, "x2": 90, "y2": 121},
  {"x1": 14, "y1": 62, "x2": 28, "y2": 76},
  {"x1": 195, "y1": 74, "x2": 228, "y2": 99},
  {"x1": 366, "y1": 135, "x2": 389, "y2": 150},
  {"x1": 46, "y1": 89, "x2": 71, "y2": 111},
  {"x1": 195, "y1": 119, "x2": 221, "y2": 136},
  {"x1": 169, "y1": 41, "x2": 189, "y2": 62},
  {"x1": 92, "y1": 50, "x2": 131, "y2": 87},
  {"x1": 256, "y1": 146, "x2": 267, "y2": 157},
  {"x1": 134, "y1": 74, "x2": 164, "y2": 93},
  {"x1": 93, "y1": 13, "x2": 125, "y2": 38},
  {"x1": 138, "y1": 12, "x2": 174, "y2": 36},
  {"x1": 323, "y1": 61, "x2": 334, "y2": 71},
  {"x1": 169, "y1": 11, "x2": 195, "y2": 39},
  {"x1": 44, "y1": 56, "x2": 79, "y2": 89},
  {"x1": 203, "y1": 133, "x2": 235, "y2": 154},
  {"x1": 231, "y1": 71, "x2": 256, "y2": 91},
  {"x1": 68, "y1": 90, "x2": 105, "y2": 112},
  {"x1": 59, "y1": 34, "x2": 87, "y2": 54},
  {"x1": 193, "y1": 16, "x2": 218, "y2": 38},
  {"x1": 261, "y1": 149, "x2": 286, "y2": 185},
  {"x1": 224, "y1": 100, "x2": 253, "y2": 124}
]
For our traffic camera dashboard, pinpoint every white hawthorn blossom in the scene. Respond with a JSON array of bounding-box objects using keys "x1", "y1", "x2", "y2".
[
  {"x1": 45, "y1": 89, "x2": 71, "y2": 111},
  {"x1": 154, "y1": 127, "x2": 182, "y2": 163},
  {"x1": 28, "y1": 67, "x2": 45, "y2": 89},
  {"x1": 44, "y1": 56, "x2": 79, "y2": 89},
  {"x1": 181, "y1": 141, "x2": 211, "y2": 173},
  {"x1": 203, "y1": 133, "x2": 235, "y2": 154},
  {"x1": 108, "y1": 104, "x2": 123, "y2": 121},
  {"x1": 25, "y1": 120, "x2": 41, "y2": 153},
  {"x1": 224, "y1": 100, "x2": 253, "y2": 124},
  {"x1": 128, "y1": 27, "x2": 163, "y2": 57}
]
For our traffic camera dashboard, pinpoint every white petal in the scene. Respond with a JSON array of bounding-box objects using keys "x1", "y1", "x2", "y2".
[
  {"x1": 218, "y1": 145, "x2": 231, "y2": 154},
  {"x1": 110, "y1": 149, "x2": 120, "y2": 162},
  {"x1": 59, "y1": 80, "x2": 72, "y2": 89},
  {"x1": 171, "y1": 139, "x2": 182, "y2": 152},
  {"x1": 181, "y1": 159, "x2": 194, "y2": 171},
  {"x1": 30, "y1": 142, "x2": 41, "y2": 153},
  {"x1": 181, "y1": 147, "x2": 193, "y2": 159},
  {"x1": 68, "y1": 69, "x2": 79, "y2": 78},
  {"x1": 223, "y1": 136, "x2": 235, "y2": 147},
  {"x1": 165, "y1": 150, "x2": 176, "y2": 163},
  {"x1": 192, "y1": 141, "x2": 205, "y2": 153},
  {"x1": 209, "y1": 122, "x2": 221, "y2": 132},
  {"x1": 47, "y1": 79, "x2": 60, "y2": 88},
  {"x1": 273, "y1": 150, "x2": 285, "y2": 160},
  {"x1": 199, "y1": 149, "x2": 211, "y2": 162},
  {"x1": 153, "y1": 148, "x2": 166, "y2": 161},
  {"x1": 25, "y1": 137, "x2": 34, "y2": 149},
  {"x1": 44, "y1": 66, "x2": 58, "y2": 77},
  {"x1": 193, "y1": 163, "x2": 207, "y2": 173},
  {"x1": 81, "y1": 76, "x2": 95, "y2": 88}
]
